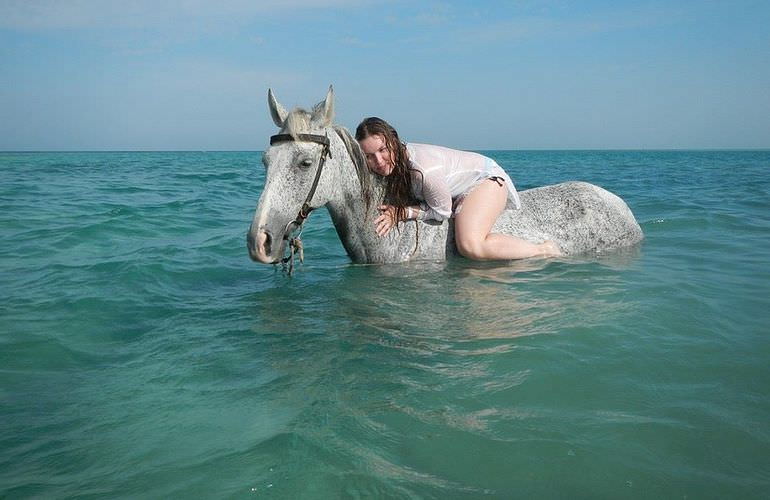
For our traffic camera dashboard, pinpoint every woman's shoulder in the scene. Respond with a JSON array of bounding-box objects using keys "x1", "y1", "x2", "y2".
[
  {"x1": 407, "y1": 142, "x2": 489, "y2": 171},
  {"x1": 406, "y1": 142, "x2": 450, "y2": 167},
  {"x1": 408, "y1": 142, "x2": 486, "y2": 159},
  {"x1": 407, "y1": 142, "x2": 448, "y2": 154}
]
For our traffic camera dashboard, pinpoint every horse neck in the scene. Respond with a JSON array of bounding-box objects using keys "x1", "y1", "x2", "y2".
[
  {"x1": 325, "y1": 160, "x2": 369, "y2": 222},
  {"x1": 324, "y1": 128, "x2": 380, "y2": 261}
]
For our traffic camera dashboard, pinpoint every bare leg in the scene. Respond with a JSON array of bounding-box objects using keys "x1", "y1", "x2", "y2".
[{"x1": 454, "y1": 179, "x2": 561, "y2": 260}]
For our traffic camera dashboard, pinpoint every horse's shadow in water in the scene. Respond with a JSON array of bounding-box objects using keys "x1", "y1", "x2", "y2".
[{"x1": 247, "y1": 238, "x2": 641, "y2": 350}]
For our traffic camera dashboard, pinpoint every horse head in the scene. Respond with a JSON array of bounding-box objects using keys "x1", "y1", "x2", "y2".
[{"x1": 247, "y1": 86, "x2": 338, "y2": 264}]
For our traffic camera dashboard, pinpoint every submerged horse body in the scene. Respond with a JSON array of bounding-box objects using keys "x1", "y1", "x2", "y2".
[{"x1": 247, "y1": 87, "x2": 643, "y2": 265}]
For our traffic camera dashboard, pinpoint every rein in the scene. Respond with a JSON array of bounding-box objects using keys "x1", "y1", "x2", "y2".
[{"x1": 269, "y1": 132, "x2": 333, "y2": 274}]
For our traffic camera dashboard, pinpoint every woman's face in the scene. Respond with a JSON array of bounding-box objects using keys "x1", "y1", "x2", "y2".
[{"x1": 359, "y1": 134, "x2": 394, "y2": 176}]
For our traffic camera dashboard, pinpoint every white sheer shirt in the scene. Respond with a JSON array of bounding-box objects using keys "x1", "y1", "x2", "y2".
[{"x1": 406, "y1": 143, "x2": 521, "y2": 222}]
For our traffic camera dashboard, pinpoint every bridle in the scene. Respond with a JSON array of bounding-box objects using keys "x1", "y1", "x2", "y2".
[
  {"x1": 269, "y1": 132, "x2": 332, "y2": 228},
  {"x1": 268, "y1": 131, "x2": 333, "y2": 273}
]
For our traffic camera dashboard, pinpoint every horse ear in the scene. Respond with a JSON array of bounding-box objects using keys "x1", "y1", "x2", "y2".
[
  {"x1": 268, "y1": 88, "x2": 288, "y2": 128},
  {"x1": 311, "y1": 85, "x2": 335, "y2": 127}
]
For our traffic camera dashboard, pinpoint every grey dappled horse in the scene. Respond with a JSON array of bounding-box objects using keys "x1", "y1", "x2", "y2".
[{"x1": 247, "y1": 87, "x2": 643, "y2": 265}]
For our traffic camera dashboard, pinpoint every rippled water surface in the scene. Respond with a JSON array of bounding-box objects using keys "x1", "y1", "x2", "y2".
[{"x1": 1, "y1": 150, "x2": 769, "y2": 498}]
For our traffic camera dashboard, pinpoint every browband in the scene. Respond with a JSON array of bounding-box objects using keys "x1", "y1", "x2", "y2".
[{"x1": 270, "y1": 133, "x2": 330, "y2": 147}]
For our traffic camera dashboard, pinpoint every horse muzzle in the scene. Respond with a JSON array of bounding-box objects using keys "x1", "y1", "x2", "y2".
[{"x1": 247, "y1": 224, "x2": 284, "y2": 264}]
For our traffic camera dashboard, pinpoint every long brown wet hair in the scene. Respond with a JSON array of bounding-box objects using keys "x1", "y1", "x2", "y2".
[{"x1": 355, "y1": 117, "x2": 419, "y2": 223}]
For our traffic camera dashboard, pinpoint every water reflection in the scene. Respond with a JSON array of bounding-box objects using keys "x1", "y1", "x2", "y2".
[
  {"x1": 246, "y1": 254, "x2": 642, "y2": 378},
  {"x1": 243, "y1": 256, "x2": 641, "y2": 495}
]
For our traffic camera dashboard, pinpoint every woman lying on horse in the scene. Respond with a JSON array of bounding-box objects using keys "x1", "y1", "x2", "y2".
[{"x1": 355, "y1": 117, "x2": 562, "y2": 260}]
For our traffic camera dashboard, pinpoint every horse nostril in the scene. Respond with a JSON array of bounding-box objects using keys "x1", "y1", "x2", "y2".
[{"x1": 261, "y1": 230, "x2": 272, "y2": 256}]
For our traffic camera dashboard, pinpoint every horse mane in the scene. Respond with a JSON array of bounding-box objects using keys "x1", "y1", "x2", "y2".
[
  {"x1": 280, "y1": 108, "x2": 374, "y2": 211},
  {"x1": 332, "y1": 125, "x2": 373, "y2": 210}
]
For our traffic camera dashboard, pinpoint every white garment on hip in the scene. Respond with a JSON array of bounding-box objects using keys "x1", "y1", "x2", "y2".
[{"x1": 406, "y1": 143, "x2": 521, "y2": 221}]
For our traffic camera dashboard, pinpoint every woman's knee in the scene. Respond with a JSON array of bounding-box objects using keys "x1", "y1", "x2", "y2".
[{"x1": 456, "y1": 236, "x2": 486, "y2": 260}]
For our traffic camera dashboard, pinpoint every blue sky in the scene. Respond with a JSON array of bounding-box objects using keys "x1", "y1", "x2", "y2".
[{"x1": 1, "y1": 0, "x2": 768, "y2": 150}]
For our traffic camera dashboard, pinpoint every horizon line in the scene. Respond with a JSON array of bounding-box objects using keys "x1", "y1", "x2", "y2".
[{"x1": 2, "y1": 148, "x2": 769, "y2": 154}]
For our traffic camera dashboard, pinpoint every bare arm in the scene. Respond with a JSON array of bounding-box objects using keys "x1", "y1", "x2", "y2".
[{"x1": 374, "y1": 204, "x2": 423, "y2": 236}]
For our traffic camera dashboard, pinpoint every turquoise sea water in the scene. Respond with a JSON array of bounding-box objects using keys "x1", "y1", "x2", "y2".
[{"x1": 1, "y1": 150, "x2": 769, "y2": 498}]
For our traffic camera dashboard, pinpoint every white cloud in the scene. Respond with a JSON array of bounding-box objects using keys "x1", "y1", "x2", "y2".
[
  {"x1": 339, "y1": 36, "x2": 372, "y2": 47},
  {"x1": 0, "y1": 0, "x2": 385, "y2": 60},
  {"x1": 0, "y1": 0, "x2": 372, "y2": 31},
  {"x1": 462, "y1": 6, "x2": 682, "y2": 44}
]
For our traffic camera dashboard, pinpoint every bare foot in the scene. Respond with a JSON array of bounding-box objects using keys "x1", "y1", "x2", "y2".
[{"x1": 540, "y1": 240, "x2": 563, "y2": 258}]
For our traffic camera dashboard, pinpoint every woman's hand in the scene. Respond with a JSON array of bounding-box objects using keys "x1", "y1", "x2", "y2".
[{"x1": 375, "y1": 204, "x2": 398, "y2": 236}]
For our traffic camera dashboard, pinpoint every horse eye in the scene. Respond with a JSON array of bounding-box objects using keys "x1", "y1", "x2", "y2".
[{"x1": 300, "y1": 159, "x2": 313, "y2": 168}]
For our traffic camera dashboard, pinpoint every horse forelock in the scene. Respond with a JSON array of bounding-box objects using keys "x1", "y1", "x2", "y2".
[{"x1": 281, "y1": 108, "x2": 313, "y2": 139}]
